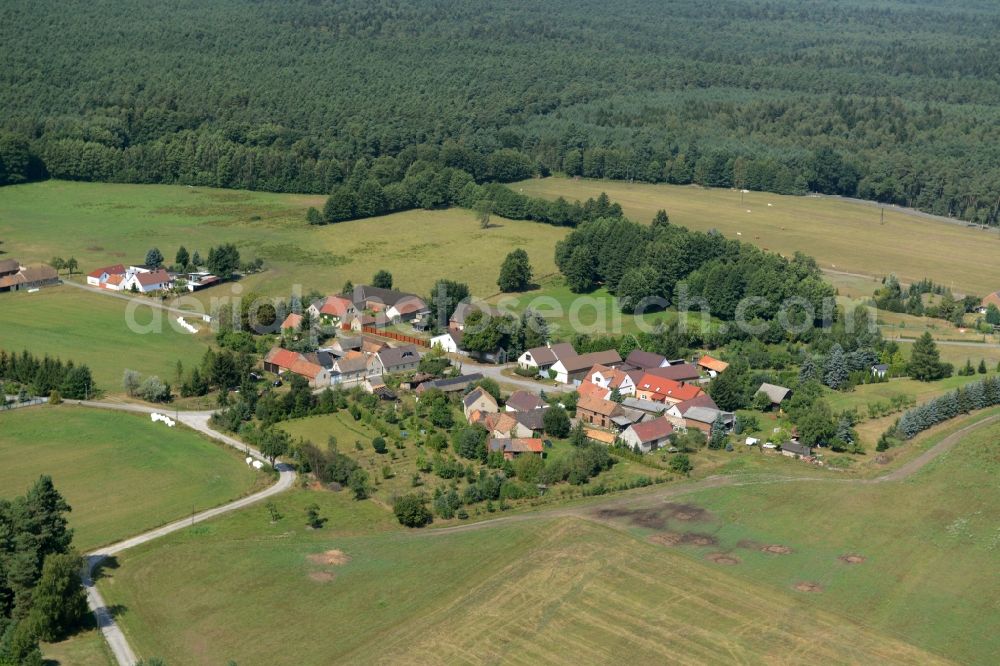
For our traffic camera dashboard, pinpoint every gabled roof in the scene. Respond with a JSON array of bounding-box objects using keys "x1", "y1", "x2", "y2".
[
  {"x1": 351, "y1": 284, "x2": 417, "y2": 309},
  {"x1": 682, "y1": 405, "x2": 727, "y2": 424},
  {"x1": 0, "y1": 259, "x2": 20, "y2": 274},
  {"x1": 450, "y1": 301, "x2": 502, "y2": 326},
  {"x1": 281, "y1": 313, "x2": 303, "y2": 330},
  {"x1": 417, "y1": 373, "x2": 482, "y2": 394},
  {"x1": 577, "y1": 381, "x2": 608, "y2": 400},
  {"x1": 487, "y1": 438, "x2": 544, "y2": 454},
  {"x1": 625, "y1": 350, "x2": 667, "y2": 369},
  {"x1": 290, "y1": 357, "x2": 325, "y2": 379},
  {"x1": 333, "y1": 352, "x2": 367, "y2": 374},
  {"x1": 134, "y1": 269, "x2": 171, "y2": 287},
  {"x1": 333, "y1": 336, "x2": 363, "y2": 351},
  {"x1": 621, "y1": 397, "x2": 670, "y2": 414},
  {"x1": 315, "y1": 295, "x2": 354, "y2": 318},
  {"x1": 490, "y1": 413, "x2": 519, "y2": 435},
  {"x1": 87, "y1": 264, "x2": 126, "y2": 279},
  {"x1": 522, "y1": 342, "x2": 576, "y2": 366},
  {"x1": 586, "y1": 429, "x2": 617, "y2": 445},
  {"x1": 513, "y1": 408, "x2": 547, "y2": 432},
  {"x1": 264, "y1": 347, "x2": 301, "y2": 370},
  {"x1": 557, "y1": 350, "x2": 623, "y2": 374},
  {"x1": 576, "y1": 393, "x2": 621, "y2": 417},
  {"x1": 637, "y1": 374, "x2": 703, "y2": 402},
  {"x1": 390, "y1": 297, "x2": 429, "y2": 315},
  {"x1": 463, "y1": 386, "x2": 498, "y2": 409},
  {"x1": 698, "y1": 355, "x2": 729, "y2": 373},
  {"x1": 626, "y1": 418, "x2": 674, "y2": 443},
  {"x1": 645, "y1": 363, "x2": 701, "y2": 382},
  {"x1": 505, "y1": 390, "x2": 547, "y2": 412},
  {"x1": 585, "y1": 364, "x2": 635, "y2": 389},
  {"x1": 432, "y1": 328, "x2": 463, "y2": 346},
  {"x1": 375, "y1": 345, "x2": 420, "y2": 369},
  {"x1": 757, "y1": 382, "x2": 792, "y2": 404},
  {"x1": 676, "y1": 393, "x2": 719, "y2": 412}
]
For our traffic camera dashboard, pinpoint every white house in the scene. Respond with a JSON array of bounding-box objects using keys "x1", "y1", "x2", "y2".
[
  {"x1": 516, "y1": 342, "x2": 576, "y2": 374},
  {"x1": 430, "y1": 329, "x2": 463, "y2": 354},
  {"x1": 586, "y1": 365, "x2": 638, "y2": 396},
  {"x1": 121, "y1": 268, "x2": 172, "y2": 293}
]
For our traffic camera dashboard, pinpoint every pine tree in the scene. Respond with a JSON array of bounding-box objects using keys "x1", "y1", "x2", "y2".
[
  {"x1": 823, "y1": 344, "x2": 849, "y2": 390},
  {"x1": 798, "y1": 355, "x2": 819, "y2": 383},
  {"x1": 145, "y1": 247, "x2": 164, "y2": 268},
  {"x1": 175, "y1": 246, "x2": 190, "y2": 268},
  {"x1": 908, "y1": 332, "x2": 944, "y2": 381},
  {"x1": 978, "y1": 359, "x2": 987, "y2": 374}
]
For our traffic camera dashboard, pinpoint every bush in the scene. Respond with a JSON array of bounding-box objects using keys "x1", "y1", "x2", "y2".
[
  {"x1": 394, "y1": 493, "x2": 433, "y2": 527},
  {"x1": 372, "y1": 436, "x2": 388, "y2": 454}
]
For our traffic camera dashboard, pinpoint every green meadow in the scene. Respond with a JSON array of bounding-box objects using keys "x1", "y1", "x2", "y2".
[{"x1": 0, "y1": 405, "x2": 261, "y2": 550}]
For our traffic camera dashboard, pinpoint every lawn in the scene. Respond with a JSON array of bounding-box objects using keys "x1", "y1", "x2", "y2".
[
  {"x1": 0, "y1": 285, "x2": 212, "y2": 394},
  {"x1": 96, "y1": 490, "x2": 939, "y2": 665},
  {"x1": 618, "y1": 410, "x2": 1000, "y2": 665},
  {"x1": 0, "y1": 180, "x2": 565, "y2": 302},
  {"x1": 41, "y1": 628, "x2": 113, "y2": 666},
  {"x1": 0, "y1": 405, "x2": 261, "y2": 550},
  {"x1": 516, "y1": 176, "x2": 1000, "y2": 296}
]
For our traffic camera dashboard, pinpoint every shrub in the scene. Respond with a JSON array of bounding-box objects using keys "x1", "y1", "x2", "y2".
[{"x1": 394, "y1": 494, "x2": 433, "y2": 527}]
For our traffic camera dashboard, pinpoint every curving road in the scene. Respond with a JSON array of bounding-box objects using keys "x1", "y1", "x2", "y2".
[{"x1": 64, "y1": 400, "x2": 295, "y2": 666}]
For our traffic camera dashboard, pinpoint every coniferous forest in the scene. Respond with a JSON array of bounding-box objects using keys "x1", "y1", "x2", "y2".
[{"x1": 2, "y1": 0, "x2": 1000, "y2": 223}]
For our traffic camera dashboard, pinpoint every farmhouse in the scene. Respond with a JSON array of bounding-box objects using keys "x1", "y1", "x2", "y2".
[
  {"x1": 0, "y1": 263, "x2": 59, "y2": 293},
  {"x1": 0, "y1": 258, "x2": 19, "y2": 277},
  {"x1": 367, "y1": 345, "x2": 421, "y2": 377},
  {"x1": 327, "y1": 336, "x2": 363, "y2": 355},
  {"x1": 551, "y1": 350, "x2": 623, "y2": 384},
  {"x1": 621, "y1": 396, "x2": 671, "y2": 418},
  {"x1": 463, "y1": 386, "x2": 499, "y2": 418},
  {"x1": 473, "y1": 411, "x2": 533, "y2": 439},
  {"x1": 505, "y1": 390, "x2": 547, "y2": 412},
  {"x1": 624, "y1": 349, "x2": 669, "y2": 370},
  {"x1": 350, "y1": 284, "x2": 426, "y2": 314},
  {"x1": 517, "y1": 342, "x2": 576, "y2": 375},
  {"x1": 584, "y1": 364, "x2": 641, "y2": 397},
  {"x1": 576, "y1": 393, "x2": 622, "y2": 428},
  {"x1": 280, "y1": 313, "x2": 303, "y2": 332},
  {"x1": 511, "y1": 408, "x2": 547, "y2": 435},
  {"x1": 486, "y1": 437, "x2": 544, "y2": 460},
  {"x1": 386, "y1": 297, "x2": 430, "y2": 323},
  {"x1": 756, "y1": 382, "x2": 792, "y2": 409},
  {"x1": 308, "y1": 295, "x2": 356, "y2": 323},
  {"x1": 635, "y1": 374, "x2": 703, "y2": 404},
  {"x1": 449, "y1": 302, "x2": 503, "y2": 330},
  {"x1": 430, "y1": 328, "x2": 463, "y2": 354},
  {"x1": 121, "y1": 268, "x2": 173, "y2": 293},
  {"x1": 643, "y1": 363, "x2": 701, "y2": 382},
  {"x1": 86, "y1": 264, "x2": 127, "y2": 288},
  {"x1": 697, "y1": 355, "x2": 729, "y2": 377},
  {"x1": 263, "y1": 347, "x2": 300, "y2": 375},
  {"x1": 330, "y1": 352, "x2": 368, "y2": 386},
  {"x1": 620, "y1": 419, "x2": 673, "y2": 454}
]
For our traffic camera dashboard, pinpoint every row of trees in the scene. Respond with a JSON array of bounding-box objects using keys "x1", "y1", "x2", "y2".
[
  {"x1": 0, "y1": 350, "x2": 95, "y2": 399},
  {"x1": 0, "y1": 477, "x2": 89, "y2": 666},
  {"x1": 894, "y1": 376, "x2": 1000, "y2": 440}
]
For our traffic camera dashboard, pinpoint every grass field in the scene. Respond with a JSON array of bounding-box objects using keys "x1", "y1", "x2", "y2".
[
  {"x1": 0, "y1": 405, "x2": 261, "y2": 550},
  {"x1": 516, "y1": 177, "x2": 1000, "y2": 296},
  {"x1": 97, "y1": 489, "x2": 942, "y2": 665},
  {"x1": 0, "y1": 285, "x2": 212, "y2": 393},
  {"x1": 632, "y1": 410, "x2": 1000, "y2": 664},
  {"x1": 0, "y1": 180, "x2": 564, "y2": 301},
  {"x1": 42, "y1": 628, "x2": 113, "y2": 666}
]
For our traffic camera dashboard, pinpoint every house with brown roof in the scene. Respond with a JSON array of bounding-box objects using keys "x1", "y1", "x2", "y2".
[
  {"x1": 576, "y1": 393, "x2": 622, "y2": 429},
  {"x1": 512, "y1": 408, "x2": 547, "y2": 435},
  {"x1": 450, "y1": 302, "x2": 503, "y2": 331},
  {"x1": 504, "y1": 390, "x2": 547, "y2": 412},
  {"x1": 516, "y1": 342, "x2": 576, "y2": 375},
  {"x1": 430, "y1": 328, "x2": 463, "y2": 354},
  {"x1": 635, "y1": 374, "x2": 704, "y2": 404},
  {"x1": 463, "y1": 386, "x2": 499, "y2": 419},
  {"x1": 980, "y1": 291, "x2": 1000, "y2": 312},
  {"x1": 330, "y1": 352, "x2": 368, "y2": 386},
  {"x1": 0, "y1": 263, "x2": 59, "y2": 293},
  {"x1": 697, "y1": 354, "x2": 729, "y2": 377},
  {"x1": 367, "y1": 345, "x2": 421, "y2": 377},
  {"x1": 624, "y1": 350, "x2": 669, "y2": 370},
  {"x1": 121, "y1": 268, "x2": 172, "y2": 294},
  {"x1": 644, "y1": 363, "x2": 701, "y2": 383},
  {"x1": 486, "y1": 437, "x2": 544, "y2": 460},
  {"x1": 664, "y1": 393, "x2": 719, "y2": 428},
  {"x1": 551, "y1": 350, "x2": 623, "y2": 384},
  {"x1": 619, "y1": 418, "x2": 674, "y2": 454},
  {"x1": 0, "y1": 259, "x2": 20, "y2": 278}
]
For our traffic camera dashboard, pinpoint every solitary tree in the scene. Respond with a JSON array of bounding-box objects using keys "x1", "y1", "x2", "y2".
[
  {"x1": 372, "y1": 270, "x2": 393, "y2": 289},
  {"x1": 145, "y1": 247, "x2": 164, "y2": 268},
  {"x1": 175, "y1": 246, "x2": 190, "y2": 268},
  {"x1": 497, "y1": 248, "x2": 532, "y2": 292},
  {"x1": 474, "y1": 199, "x2": 493, "y2": 229},
  {"x1": 50, "y1": 257, "x2": 65, "y2": 273},
  {"x1": 305, "y1": 206, "x2": 324, "y2": 226},
  {"x1": 908, "y1": 332, "x2": 945, "y2": 381}
]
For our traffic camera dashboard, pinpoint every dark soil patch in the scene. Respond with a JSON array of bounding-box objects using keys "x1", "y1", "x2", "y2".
[
  {"x1": 662, "y1": 502, "x2": 712, "y2": 522},
  {"x1": 794, "y1": 581, "x2": 823, "y2": 593},
  {"x1": 648, "y1": 532, "x2": 718, "y2": 547},
  {"x1": 760, "y1": 545, "x2": 793, "y2": 555},
  {"x1": 706, "y1": 553, "x2": 740, "y2": 565},
  {"x1": 736, "y1": 539, "x2": 763, "y2": 550},
  {"x1": 839, "y1": 554, "x2": 866, "y2": 564},
  {"x1": 594, "y1": 502, "x2": 711, "y2": 529}
]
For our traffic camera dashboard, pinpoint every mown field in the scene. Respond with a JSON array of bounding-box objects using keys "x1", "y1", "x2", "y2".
[
  {"x1": 622, "y1": 409, "x2": 1000, "y2": 665},
  {"x1": 0, "y1": 405, "x2": 260, "y2": 550},
  {"x1": 516, "y1": 177, "x2": 1000, "y2": 297},
  {"x1": 96, "y1": 489, "x2": 941, "y2": 665},
  {"x1": 0, "y1": 285, "x2": 212, "y2": 393},
  {"x1": 0, "y1": 180, "x2": 564, "y2": 301}
]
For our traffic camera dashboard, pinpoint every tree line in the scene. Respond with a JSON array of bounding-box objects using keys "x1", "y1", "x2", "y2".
[
  {"x1": 0, "y1": 350, "x2": 95, "y2": 400},
  {"x1": 3, "y1": 1, "x2": 999, "y2": 223}
]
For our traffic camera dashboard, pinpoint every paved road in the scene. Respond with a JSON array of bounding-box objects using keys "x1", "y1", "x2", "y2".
[
  {"x1": 459, "y1": 361, "x2": 557, "y2": 394},
  {"x1": 61, "y1": 280, "x2": 213, "y2": 323},
  {"x1": 64, "y1": 400, "x2": 295, "y2": 666}
]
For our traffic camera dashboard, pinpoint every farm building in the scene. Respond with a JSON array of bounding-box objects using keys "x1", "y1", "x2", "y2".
[
  {"x1": 0, "y1": 263, "x2": 59, "y2": 293},
  {"x1": 517, "y1": 342, "x2": 576, "y2": 375},
  {"x1": 575, "y1": 394, "x2": 622, "y2": 429},
  {"x1": 486, "y1": 437, "x2": 544, "y2": 460},
  {"x1": 551, "y1": 350, "x2": 623, "y2": 384},
  {"x1": 504, "y1": 390, "x2": 547, "y2": 412},
  {"x1": 463, "y1": 386, "x2": 499, "y2": 419},
  {"x1": 619, "y1": 419, "x2": 674, "y2": 454},
  {"x1": 697, "y1": 355, "x2": 729, "y2": 377},
  {"x1": 756, "y1": 383, "x2": 792, "y2": 408}
]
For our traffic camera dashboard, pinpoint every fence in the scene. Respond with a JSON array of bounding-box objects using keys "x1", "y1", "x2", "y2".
[
  {"x1": 1, "y1": 396, "x2": 49, "y2": 411},
  {"x1": 360, "y1": 326, "x2": 430, "y2": 348}
]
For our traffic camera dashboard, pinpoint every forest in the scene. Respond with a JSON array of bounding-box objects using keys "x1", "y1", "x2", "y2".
[{"x1": 2, "y1": 0, "x2": 1000, "y2": 223}]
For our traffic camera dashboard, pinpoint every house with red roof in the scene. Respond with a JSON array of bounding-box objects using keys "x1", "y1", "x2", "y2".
[
  {"x1": 87, "y1": 264, "x2": 127, "y2": 289},
  {"x1": 486, "y1": 437, "x2": 544, "y2": 460},
  {"x1": 308, "y1": 295, "x2": 356, "y2": 323},
  {"x1": 121, "y1": 268, "x2": 172, "y2": 293},
  {"x1": 635, "y1": 374, "x2": 704, "y2": 404},
  {"x1": 697, "y1": 354, "x2": 729, "y2": 377},
  {"x1": 280, "y1": 313, "x2": 304, "y2": 332}
]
